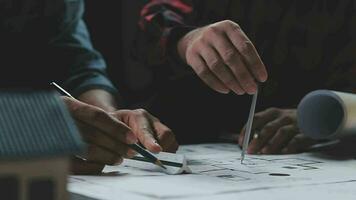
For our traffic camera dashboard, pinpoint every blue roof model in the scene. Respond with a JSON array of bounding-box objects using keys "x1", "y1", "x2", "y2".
[{"x1": 0, "y1": 90, "x2": 84, "y2": 160}]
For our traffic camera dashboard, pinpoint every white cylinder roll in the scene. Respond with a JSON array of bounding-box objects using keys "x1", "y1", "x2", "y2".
[{"x1": 297, "y1": 90, "x2": 356, "y2": 139}]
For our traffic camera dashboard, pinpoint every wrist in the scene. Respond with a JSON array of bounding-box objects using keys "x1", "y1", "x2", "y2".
[
  {"x1": 165, "y1": 26, "x2": 197, "y2": 65},
  {"x1": 77, "y1": 89, "x2": 120, "y2": 112},
  {"x1": 177, "y1": 27, "x2": 201, "y2": 64},
  {"x1": 177, "y1": 35, "x2": 188, "y2": 63}
]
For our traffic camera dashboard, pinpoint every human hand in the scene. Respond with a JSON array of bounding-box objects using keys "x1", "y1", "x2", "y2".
[
  {"x1": 238, "y1": 108, "x2": 318, "y2": 154},
  {"x1": 63, "y1": 97, "x2": 178, "y2": 174},
  {"x1": 110, "y1": 109, "x2": 179, "y2": 153},
  {"x1": 63, "y1": 97, "x2": 137, "y2": 174},
  {"x1": 177, "y1": 20, "x2": 267, "y2": 95},
  {"x1": 77, "y1": 89, "x2": 178, "y2": 153}
]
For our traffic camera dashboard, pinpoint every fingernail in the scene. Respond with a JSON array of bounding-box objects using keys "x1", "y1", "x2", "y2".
[
  {"x1": 153, "y1": 140, "x2": 163, "y2": 151},
  {"x1": 127, "y1": 150, "x2": 137, "y2": 158},
  {"x1": 221, "y1": 89, "x2": 230, "y2": 94},
  {"x1": 235, "y1": 90, "x2": 244, "y2": 95},
  {"x1": 237, "y1": 91, "x2": 245, "y2": 95},
  {"x1": 153, "y1": 140, "x2": 160, "y2": 147},
  {"x1": 247, "y1": 90, "x2": 255, "y2": 95},
  {"x1": 260, "y1": 73, "x2": 268, "y2": 82},
  {"x1": 251, "y1": 86, "x2": 258, "y2": 94}
]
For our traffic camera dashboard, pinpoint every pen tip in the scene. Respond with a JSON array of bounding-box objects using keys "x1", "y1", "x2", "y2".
[{"x1": 155, "y1": 160, "x2": 167, "y2": 169}]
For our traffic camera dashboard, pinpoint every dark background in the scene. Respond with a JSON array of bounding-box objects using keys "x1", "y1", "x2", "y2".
[
  {"x1": 83, "y1": 1, "x2": 250, "y2": 144},
  {"x1": 84, "y1": 0, "x2": 150, "y2": 105}
]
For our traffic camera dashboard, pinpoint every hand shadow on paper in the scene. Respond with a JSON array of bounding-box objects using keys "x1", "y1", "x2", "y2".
[{"x1": 308, "y1": 137, "x2": 356, "y2": 160}]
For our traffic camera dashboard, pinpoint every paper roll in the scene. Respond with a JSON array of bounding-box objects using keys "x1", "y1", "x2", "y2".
[{"x1": 297, "y1": 90, "x2": 356, "y2": 139}]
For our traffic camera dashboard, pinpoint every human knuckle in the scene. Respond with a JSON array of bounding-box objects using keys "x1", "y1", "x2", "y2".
[
  {"x1": 263, "y1": 124, "x2": 275, "y2": 132},
  {"x1": 219, "y1": 19, "x2": 234, "y2": 26},
  {"x1": 163, "y1": 127, "x2": 174, "y2": 135},
  {"x1": 197, "y1": 67, "x2": 210, "y2": 77},
  {"x1": 186, "y1": 54, "x2": 196, "y2": 66},
  {"x1": 201, "y1": 30, "x2": 213, "y2": 43},
  {"x1": 219, "y1": 20, "x2": 240, "y2": 30},
  {"x1": 254, "y1": 114, "x2": 262, "y2": 121},
  {"x1": 136, "y1": 108, "x2": 146, "y2": 113},
  {"x1": 231, "y1": 23, "x2": 241, "y2": 31},
  {"x1": 206, "y1": 54, "x2": 218, "y2": 66},
  {"x1": 209, "y1": 60, "x2": 222, "y2": 73},
  {"x1": 237, "y1": 41, "x2": 248, "y2": 54},
  {"x1": 193, "y1": 38, "x2": 206, "y2": 49},
  {"x1": 237, "y1": 41, "x2": 252, "y2": 55},
  {"x1": 186, "y1": 45, "x2": 196, "y2": 55},
  {"x1": 222, "y1": 49, "x2": 237, "y2": 65},
  {"x1": 267, "y1": 107, "x2": 280, "y2": 114},
  {"x1": 293, "y1": 136, "x2": 304, "y2": 143},
  {"x1": 281, "y1": 115, "x2": 294, "y2": 123},
  {"x1": 207, "y1": 25, "x2": 222, "y2": 35},
  {"x1": 134, "y1": 108, "x2": 148, "y2": 116}
]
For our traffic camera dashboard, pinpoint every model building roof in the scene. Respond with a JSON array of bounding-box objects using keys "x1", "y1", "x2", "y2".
[{"x1": 0, "y1": 90, "x2": 84, "y2": 160}]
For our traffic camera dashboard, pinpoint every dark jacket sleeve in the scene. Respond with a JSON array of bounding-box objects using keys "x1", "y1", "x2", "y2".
[
  {"x1": 137, "y1": 0, "x2": 197, "y2": 77},
  {"x1": 49, "y1": 0, "x2": 117, "y2": 97}
]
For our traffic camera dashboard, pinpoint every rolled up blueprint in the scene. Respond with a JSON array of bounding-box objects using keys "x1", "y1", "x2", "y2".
[{"x1": 297, "y1": 90, "x2": 356, "y2": 139}]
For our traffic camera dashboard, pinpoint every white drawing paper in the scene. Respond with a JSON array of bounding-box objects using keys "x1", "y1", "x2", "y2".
[{"x1": 69, "y1": 143, "x2": 356, "y2": 200}]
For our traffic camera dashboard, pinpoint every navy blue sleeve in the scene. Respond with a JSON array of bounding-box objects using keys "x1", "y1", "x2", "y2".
[{"x1": 49, "y1": 0, "x2": 117, "y2": 97}]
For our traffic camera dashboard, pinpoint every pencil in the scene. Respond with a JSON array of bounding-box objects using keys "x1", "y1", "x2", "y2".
[
  {"x1": 50, "y1": 82, "x2": 166, "y2": 169},
  {"x1": 128, "y1": 144, "x2": 166, "y2": 169},
  {"x1": 131, "y1": 156, "x2": 183, "y2": 168},
  {"x1": 241, "y1": 86, "x2": 259, "y2": 164}
]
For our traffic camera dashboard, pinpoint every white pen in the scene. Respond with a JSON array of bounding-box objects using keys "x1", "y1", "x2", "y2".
[{"x1": 241, "y1": 86, "x2": 259, "y2": 164}]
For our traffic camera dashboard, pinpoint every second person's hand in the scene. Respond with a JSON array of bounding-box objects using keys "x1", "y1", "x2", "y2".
[
  {"x1": 177, "y1": 20, "x2": 268, "y2": 95},
  {"x1": 238, "y1": 108, "x2": 319, "y2": 154}
]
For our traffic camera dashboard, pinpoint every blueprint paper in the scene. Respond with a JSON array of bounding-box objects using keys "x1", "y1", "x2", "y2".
[
  {"x1": 130, "y1": 152, "x2": 191, "y2": 175},
  {"x1": 180, "y1": 180, "x2": 356, "y2": 200},
  {"x1": 69, "y1": 143, "x2": 356, "y2": 200}
]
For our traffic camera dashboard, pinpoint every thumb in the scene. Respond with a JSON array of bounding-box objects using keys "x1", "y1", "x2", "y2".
[{"x1": 117, "y1": 110, "x2": 163, "y2": 153}]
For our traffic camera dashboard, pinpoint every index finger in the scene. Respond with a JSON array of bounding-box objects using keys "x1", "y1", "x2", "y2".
[
  {"x1": 130, "y1": 111, "x2": 163, "y2": 153},
  {"x1": 224, "y1": 22, "x2": 268, "y2": 82},
  {"x1": 239, "y1": 108, "x2": 281, "y2": 144},
  {"x1": 63, "y1": 97, "x2": 137, "y2": 144}
]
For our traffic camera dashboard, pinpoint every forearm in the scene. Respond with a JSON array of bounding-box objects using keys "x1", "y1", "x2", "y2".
[
  {"x1": 47, "y1": 0, "x2": 118, "y2": 109},
  {"x1": 77, "y1": 89, "x2": 120, "y2": 112}
]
